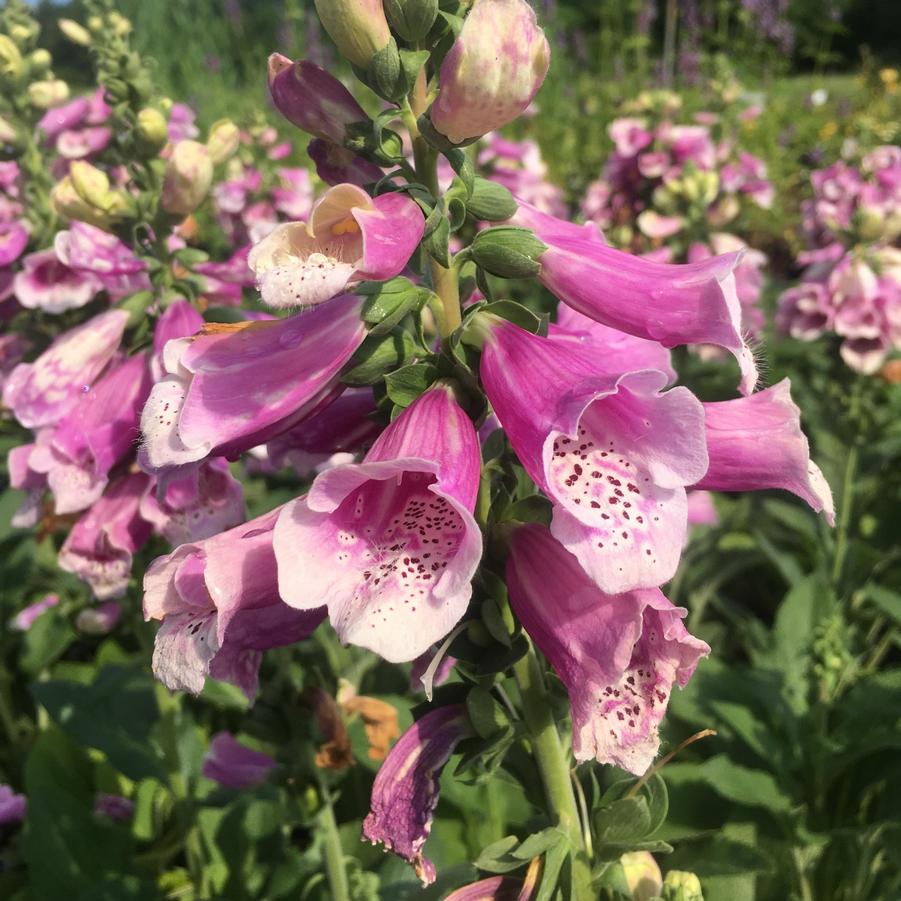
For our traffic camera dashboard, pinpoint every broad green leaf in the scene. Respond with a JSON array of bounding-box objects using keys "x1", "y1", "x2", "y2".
[{"x1": 699, "y1": 755, "x2": 792, "y2": 814}]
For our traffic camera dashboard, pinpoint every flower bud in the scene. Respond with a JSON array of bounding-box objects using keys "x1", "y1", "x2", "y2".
[
  {"x1": 383, "y1": 0, "x2": 438, "y2": 42},
  {"x1": 0, "y1": 114, "x2": 17, "y2": 143},
  {"x1": 27, "y1": 79, "x2": 70, "y2": 109},
  {"x1": 59, "y1": 18, "x2": 92, "y2": 46},
  {"x1": 28, "y1": 48, "x2": 52, "y2": 75},
  {"x1": 662, "y1": 871, "x2": 704, "y2": 901},
  {"x1": 69, "y1": 160, "x2": 113, "y2": 210},
  {"x1": 429, "y1": 0, "x2": 550, "y2": 145},
  {"x1": 51, "y1": 176, "x2": 111, "y2": 228},
  {"x1": 620, "y1": 852, "x2": 663, "y2": 901},
  {"x1": 10, "y1": 22, "x2": 38, "y2": 44},
  {"x1": 0, "y1": 35, "x2": 24, "y2": 83},
  {"x1": 161, "y1": 140, "x2": 213, "y2": 216},
  {"x1": 268, "y1": 54, "x2": 370, "y2": 144},
  {"x1": 206, "y1": 118, "x2": 240, "y2": 164},
  {"x1": 469, "y1": 225, "x2": 547, "y2": 279},
  {"x1": 313, "y1": 0, "x2": 391, "y2": 69},
  {"x1": 87, "y1": 15, "x2": 104, "y2": 33},
  {"x1": 109, "y1": 12, "x2": 132, "y2": 36},
  {"x1": 75, "y1": 601, "x2": 122, "y2": 635},
  {"x1": 136, "y1": 107, "x2": 169, "y2": 151}
]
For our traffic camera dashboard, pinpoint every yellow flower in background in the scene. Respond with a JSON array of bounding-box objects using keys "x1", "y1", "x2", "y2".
[
  {"x1": 820, "y1": 121, "x2": 838, "y2": 140},
  {"x1": 879, "y1": 67, "x2": 898, "y2": 85}
]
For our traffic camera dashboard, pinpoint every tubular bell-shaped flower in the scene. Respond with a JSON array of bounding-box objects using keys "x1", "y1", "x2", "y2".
[
  {"x1": 274, "y1": 384, "x2": 482, "y2": 663},
  {"x1": 362, "y1": 705, "x2": 473, "y2": 885},
  {"x1": 429, "y1": 0, "x2": 550, "y2": 145},
  {"x1": 507, "y1": 524, "x2": 709, "y2": 775},
  {"x1": 143, "y1": 507, "x2": 325, "y2": 699},
  {"x1": 510, "y1": 200, "x2": 758, "y2": 395},
  {"x1": 202, "y1": 732, "x2": 277, "y2": 788},
  {"x1": 479, "y1": 317, "x2": 708, "y2": 593},
  {"x1": 3, "y1": 309, "x2": 128, "y2": 429},
  {"x1": 139, "y1": 294, "x2": 365, "y2": 477},
  {"x1": 693, "y1": 379, "x2": 835, "y2": 523},
  {"x1": 248, "y1": 184, "x2": 424, "y2": 308}
]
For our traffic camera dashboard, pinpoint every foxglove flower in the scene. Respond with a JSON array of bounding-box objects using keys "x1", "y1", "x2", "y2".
[
  {"x1": 140, "y1": 458, "x2": 245, "y2": 544},
  {"x1": 248, "y1": 184, "x2": 424, "y2": 309},
  {"x1": 363, "y1": 705, "x2": 472, "y2": 885},
  {"x1": 552, "y1": 305, "x2": 676, "y2": 384},
  {"x1": 3, "y1": 309, "x2": 128, "y2": 429},
  {"x1": 202, "y1": 732, "x2": 277, "y2": 788},
  {"x1": 11, "y1": 594, "x2": 59, "y2": 632},
  {"x1": 150, "y1": 300, "x2": 205, "y2": 380},
  {"x1": 58, "y1": 472, "x2": 154, "y2": 599},
  {"x1": 139, "y1": 294, "x2": 365, "y2": 477},
  {"x1": 511, "y1": 200, "x2": 758, "y2": 395},
  {"x1": 446, "y1": 861, "x2": 541, "y2": 901},
  {"x1": 307, "y1": 139, "x2": 383, "y2": 188},
  {"x1": 34, "y1": 353, "x2": 151, "y2": 514},
  {"x1": 507, "y1": 524, "x2": 709, "y2": 775},
  {"x1": 694, "y1": 379, "x2": 835, "y2": 524},
  {"x1": 268, "y1": 54, "x2": 369, "y2": 145},
  {"x1": 274, "y1": 384, "x2": 482, "y2": 663},
  {"x1": 13, "y1": 248, "x2": 100, "y2": 313},
  {"x1": 480, "y1": 318, "x2": 708, "y2": 593},
  {"x1": 75, "y1": 601, "x2": 122, "y2": 635},
  {"x1": 0, "y1": 785, "x2": 26, "y2": 825},
  {"x1": 93, "y1": 794, "x2": 134, "y2": 821},
  {"x1": 143, "y1": 507, "x2": 324, "y2": 699},
  {"x1": 0, "y1": 219, "x2": 28, "y2": 267},
  {"x1": 429, "y1": 0, "x2": 550, "y2": 145},
  {"x1": 54, "y1": 221, "x2": 148, "y2": 300},
  {"x1": 313, "y1": 0, "x2": 391, "y2": 69}
]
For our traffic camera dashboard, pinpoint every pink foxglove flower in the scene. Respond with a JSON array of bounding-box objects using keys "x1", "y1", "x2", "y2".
[
  {"x1": 3, "y1": 309, "x2": 128, "y2": 429},
  {"x1": 693, "y1": 380, "x2": 835, "y2": 524},
  {"x1": 248, "y1": 184, "x2": 424, "y2": 309},
  {"x1": 686, "y1": 490, "x2": 719, "y2": 528},
  {"x1": 480, "y1": 318, "x2": 708, "y2": 593},
  {"x1": 268, "y1": 55, "x2": 369, "y2": 145},
  {"x1": 274, "y1": 385, "x2": 482, "y2": 663},
  {"x1": 139, "y1": 294, "x2": 364, "y2": 477},
  {"x1": 0, "y1": 785, "x2": 26, "y2": 825},
  {"x1": 140, "y1": 458, "x2": 245, "y2": 544},
  {"x1": 58, "y1": 472, "x2": 154, "y2": 599},
  {"x1": 150, "y1": 300, "x2": 205, "y2": 380},
  {"x1": 143, "y1": 508, "x2": 324, "y2": 699},
  {"x1": 429, "y1": 0, "x2": 550, "y2": 145},
  {"x1": 11, "y1": 594, "x2": 59, "y2": 632},
  {"x1": 93, "y1": 794, "x2": 134, "y2": 821},
  {"x1": 552, "y1": 305, "x2": 676, "y2": 384},
  {"x1": 54, "y1": 221, "x2": 148, "y2": 300},
  {"x1": 37, "y1": 96, "x2": 90, "y2": 141},
  {"x1": 13, "y1": 248, "x2": 101, "y2": 313},
  {"x1": 307, "y1": 139, "x2": 383, "y2": 188},
  {"x1": 75, "y1": 600, "x2": 122, "y2": 635},
  {"x1": 507, "y1": 524, "x2": 709, "y2": 775},
  {"x1": 362, "y1": 705, "x2": 472, "y2": 885},
  {"x1": 33, "y1": 353, "x2": 151, "y2": 514},
  {"x1": 511, "y1": 200, "x2": 758, "y2": 395},
  {"x1": 202, "y1": 732, "x2": 277, "y2": 788},
  {"x1": 0, "y1": 220, "x2": 28, "y2": 267}
]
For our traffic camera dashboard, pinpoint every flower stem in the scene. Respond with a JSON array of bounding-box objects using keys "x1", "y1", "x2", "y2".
[
  {"x1": 513, "y1": 643, "x2": 593, "y2": 898},
  {"x1": 408, "y1": 68, "x2": 461, "y2": 338},
  {"x1": 830, "y1": 440, "x2": 858, "y2": 590},
  {"x1": 318, "y1": 784, "x2": 351, "y2": 901}
]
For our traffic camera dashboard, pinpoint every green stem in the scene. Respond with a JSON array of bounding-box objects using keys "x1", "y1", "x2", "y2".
[
  {"x1": 318, "y1": 785, "x2": 351, "y2": 901},
  {"x1": 408, "y1": 70, "x2": 461, "y2": 338},
  {"x1": 513, "y1": 644, "x2": 593, "y2": 898},
  {"x1": 830, "y1": 441, "x2": 858, "y2": 590}
]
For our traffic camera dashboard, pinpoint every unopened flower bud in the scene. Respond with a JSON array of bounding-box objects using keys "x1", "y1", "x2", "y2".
[
  {"x1": 268, "y1": 54, "x2": 371, "y2": 144},
  {"x1": 313, "y1": 0, "x2": 392, "y2": 69},
  {"x1": 9, "y1": 23, "x2": 37, "y2": 44},
  {"x1": 136, "y1": 107, "x2": 169, "y2": 151},
  {"x1": 0, "y1": 35, "x2": 24, "y2": 83},
  {"x1": 383, "y1": 0, "x2": 438, "y2": 42},
  {"x1": 469, "y1": 225, "x2": 547, "y2": 279},
  {"x1": 429, "y1": 0, "x2": 550, "y2": 145},
  {"x1": 75, "y1": 601, "x2": 122, "y2": 635},
  {"x1": 161, "y1": 140, "x2": 213, "y2": 216},
  {"x1": 28, "y1": 48, "x2": 52, "y2": 75},
  {"x1": 27, "y1": 79, "x2": 70, "y2": 109},
  {"x1": 621, "y1": 852, "x2": 663, "y2": 901},
  {"x1": 109, "y1": 12, "x2": 132, "y2": 36},
  {"x1": 59, "y1": 18, "x2": 92, "y2": 46},
  {"x1": 0, "y1": 114, "x2": 17, "y2": 143},
  {"x1": 51, "y1": 176, "x2": 110, "y2": 228},
  {"x1": 662, "y1": 870, "x2": 704, "y2": 901},
  {"x1": 206, "y1": 118, "x2": 240, "y2": 164},
  {"x1": 857, "y1": 204, "x2": 886, "y2": 241},
  {"x1": 87, "y1": 15, "x2": 104, "y2": 33},
  {"x1": 69, "y1": 160, "x2": 112, "y2": 209}
]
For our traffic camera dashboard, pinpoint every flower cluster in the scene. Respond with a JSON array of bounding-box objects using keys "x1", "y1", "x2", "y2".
[
  {"x1": 580, "y1": 91, "x2": 773, "y2": 339},
  {"x1": 777, "y1": 146, "x2": 901, "y2": 373},
  {"x1": 1, "y1": 1, "x2": 834, "y2": 896}
]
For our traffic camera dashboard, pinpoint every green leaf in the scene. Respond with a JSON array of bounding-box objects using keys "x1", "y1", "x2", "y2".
[
  {"x1": 473, "y1": 835, "x2": 523, "y2": 874},
  {"x1": 31, "y1": 666, "x2": 165, "y2": 780},
  {"x1": 445, "y1": 148, "x2": 475, "y2": 196},
  {"x1": 593, "y1": 796, "x2": 652, "y2": 844},
  {"x1": 512, "y1": 826, "x2": 565, "y2": 860},
  {"x1": 864, "y1": 584, "x2": 901, "y2": 622},
  {"x1": 21, "y1": 607, "x2": 76, "y2": 674},
  {"x1": 698, "y1": 754, "x2": 792, "y2": 814},
  {"x1": 422, "y1": 214, "x2": 451, "y2": 268},
  {"x1": 465, "y1": 687, "x2": 509, "y2": 739},
  {"x1": 480, "y1": 597, "x2": 512, "y2": 647},
  {"x1": 342, "y1": 330, "x2": 419, "y2": 386},
  {"x1": 535, "y1": 833, "x2": 570, "y2": 901},
  {"x1": 384, "y1": 362, "x2": 439, "y2": 407}
]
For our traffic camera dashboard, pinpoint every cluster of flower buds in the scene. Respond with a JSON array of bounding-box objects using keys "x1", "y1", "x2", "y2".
[{"x1": 778, "y1": 146, "x2": 901, "y2": 373}]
